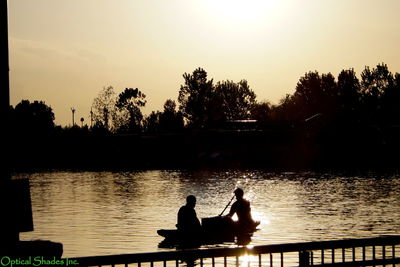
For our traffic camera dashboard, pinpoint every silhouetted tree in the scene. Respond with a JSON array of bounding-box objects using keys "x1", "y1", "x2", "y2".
[
  {"x1": 293, "y1": 71, "x2": 338, "y2": 120},
  {"x1": 10, "y1": 100, "x2": 55, "y2": 135},
  {"x1": 360, "y1": 63, "x2": 395, "y2": 124},
  {"x1": 293, "y1": 71, "x2": 322, "y2": 119},
  {"x1": 143, "y1": 100, "x2": 184, "y2": 134},
  {"x1": 215, "y1": 80, "x2": 256, "y2": 120},
  {"x1": 163, "y1": 99, "x2": 176, "y2": 113},
  {"x1": 91, "y1": 86, "x2": 116, "y2": 131},
  {"x1": 250, "y1": 101, "x2": 271, "y2": 121},
  {"x1": 159, "y1": 99, "x2": 184, "y2": 132},
  {"x1": 336, "y1": 68, "x2": 361, "y2": 123},
  {"x1": 320, "y1": 73, "x2": 339, "y2": 115},
  {"x1": 178, "y1": 68, "x2": 258, "y2": 127},
  {"x1": 361, "y1": 64, "x2": 392, "y2": 99},
  {"x1": 337, "y1": 69, "x2": 361, "y2": 110},
  {"x1": 271, "y1": 69, "x2": 360, "y2": 123},
  {"x1": 178, "y1": 68, "x2": 214, "y2": 128},
  {"x1": 115, "y1": 88, "x2": 146, "y2": 133},
  {"x1": 384, "y1": 72, "x2": 400, "y2": 124},
  {"x1": 144, "y1": 111, "x2": 161, "y2": 134},
  {"x1": 61, "y1": 124, "x2": 89, "y2": 136}
]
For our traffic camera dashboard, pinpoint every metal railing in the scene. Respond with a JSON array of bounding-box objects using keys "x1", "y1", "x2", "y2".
[{"x1": 68, "y1": 235, "x2": 400, "y2": 267}]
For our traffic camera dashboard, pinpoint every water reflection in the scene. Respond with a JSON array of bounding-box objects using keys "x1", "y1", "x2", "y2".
[{"x1": 12, "y1": 170, "x2": 400, "y2": 257}]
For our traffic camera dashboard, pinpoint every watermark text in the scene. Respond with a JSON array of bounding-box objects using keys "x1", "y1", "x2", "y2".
[{"x1": 0, "y1": 256, "x2": 78, "y2": 267}]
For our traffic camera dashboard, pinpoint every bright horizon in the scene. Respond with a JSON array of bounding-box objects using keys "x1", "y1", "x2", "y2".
[{"x1": 9, "y1": 0, "x2": 400, "y2": 126}]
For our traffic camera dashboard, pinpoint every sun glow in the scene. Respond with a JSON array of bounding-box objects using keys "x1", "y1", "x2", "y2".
[{"x1": 201, "y1": 0, "x2": 281, "y2": 29}]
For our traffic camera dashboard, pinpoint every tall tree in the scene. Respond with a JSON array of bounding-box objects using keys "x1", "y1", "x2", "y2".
[
  {"x1": 178, "y1": 68, "x2": 214, "y2": 128},
  {"x1": 360, "y1": 63, "x2": 394, "y2": 123},
  {"x1": 11, "y1": 100, "x2": 55, "y2": 135},
  {"x1": 271, "y1": 94, "x2": 299, "y2": 121},
  {"x1": 293, "y1": 71, "x2": 323, "y2": 119},
  {"x1": 215, "y1": 79, "x2": 256, "y2": 120},
  {"x1": 251, "y1": 101, "x2": 271, "y2": 121},
  {"x1": 293, "y1": 71, "x2": 338, "y2": 119},
  {"x1": 361, "y1": 63, "x2": 393, "y2": 99},
  {"x1": 159, "y1": 99, "x2": 184, "y2": 132},
  {"x1": 115, "y1": 88, "x2": 146, "y2": 133},
  {"x1": 91, "y1": 86, "x2": 116, "y2": 131},
  {"x1": 144, "y1": 111, "x2": 161, "y2": 134},
  {"x1": 337, "y1": 69, "x2": 361, "y2": 110}
]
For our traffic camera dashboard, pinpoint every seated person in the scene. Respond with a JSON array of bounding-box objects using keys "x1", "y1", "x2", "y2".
[
  {"x1": 176, "y1": 195, "x2": 202, "y2": 234},
  {"x1": 225, "y1": 188, "x2": 258, "y2": 231}
]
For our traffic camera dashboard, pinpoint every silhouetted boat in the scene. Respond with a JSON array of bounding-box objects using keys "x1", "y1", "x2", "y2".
[{"x1": 158, "y1": 216, "x2": 260, "y2": 248}]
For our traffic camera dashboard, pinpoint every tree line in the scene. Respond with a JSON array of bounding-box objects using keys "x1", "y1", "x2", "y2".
[{"x1": 9, "y1": 63, "x2": 400, "y2": 135}]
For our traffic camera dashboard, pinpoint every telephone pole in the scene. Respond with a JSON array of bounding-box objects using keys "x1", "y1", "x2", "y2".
[{"x1": 71, "y1": 107, "x2": 76, "y2": 126}]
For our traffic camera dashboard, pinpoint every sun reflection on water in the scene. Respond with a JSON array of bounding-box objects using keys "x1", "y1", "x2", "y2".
[{"x1": 239, "y1": 253, "x2": 258, "y2": 267}]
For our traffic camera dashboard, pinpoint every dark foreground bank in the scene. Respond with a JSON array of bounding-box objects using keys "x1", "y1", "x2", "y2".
[{"x1": 8, "y1": 124, "x2": 400, "y2": 172}]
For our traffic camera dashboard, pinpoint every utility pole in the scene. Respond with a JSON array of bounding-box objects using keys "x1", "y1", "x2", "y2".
[
  {"x1": 90, "y1": 108, "x2": 93, "y2": 128},
  {"x1": 71, "y1": 107, "x2": 76, "y2": 126}
]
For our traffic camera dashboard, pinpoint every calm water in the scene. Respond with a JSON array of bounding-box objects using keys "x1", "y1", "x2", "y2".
[{"x1": 12, "y1": 170, "x2": 400, "y2": 257}]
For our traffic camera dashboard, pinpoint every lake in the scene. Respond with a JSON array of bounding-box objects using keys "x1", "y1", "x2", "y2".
[{"x1": 12, "y1": 170, "x2": 400, "y2": 258}]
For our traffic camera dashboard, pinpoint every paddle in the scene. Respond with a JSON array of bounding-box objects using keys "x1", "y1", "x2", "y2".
[{"x1": 219, "y1": 194, "x2": 235, "y2": 216}]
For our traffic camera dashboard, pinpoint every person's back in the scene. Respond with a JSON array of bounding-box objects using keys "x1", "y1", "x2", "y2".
[
  {"x1": 230, "y1": 198, "x2": 252, "y2": 224},
  {"x1": 176, "y1": 195, "x2": 201, "y2": 234}
]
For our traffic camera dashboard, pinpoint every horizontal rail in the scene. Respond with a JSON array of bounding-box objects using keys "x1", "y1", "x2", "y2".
[
  {"x1": 312, "y1": 257, "x2": 400, "y2": 266},
  {"x1": 69, "y1": 235, "x2": 400, "y2": 266}
]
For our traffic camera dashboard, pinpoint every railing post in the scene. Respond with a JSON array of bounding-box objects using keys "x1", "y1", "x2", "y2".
[
  {"x1": 342, "y1": 247, "x2": 345, "y2": 262},
  {"x1": 321, "y1": 249, "x2": 324, "y2": 265},
  {"x1": 299, "y1": 251, "x2": 310, "y2": 267},
  {"x1": 392, "y1": 244, "x2": 395, "y2": 267},
  {"x1": 270, "y1": 253, "x2": 273, "y2": 267},
  {"x1": 363, "y1": 246, "x2": 366, "y2": 262},
  {"x1": 373, "y1": 245, "x2": 376, "y2": 266}
]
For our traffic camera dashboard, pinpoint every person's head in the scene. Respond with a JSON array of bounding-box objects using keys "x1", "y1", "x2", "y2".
[
  {"x1": 234, "y1": 188, "x2": 244, "y2": 200},
  {"x1": 186, "y1": 195, "x2": 197, "y2": 208}
]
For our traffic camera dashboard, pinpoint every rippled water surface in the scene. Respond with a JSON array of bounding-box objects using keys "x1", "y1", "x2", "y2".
[{"x1": 12, "y1": 170, "x2": 400, "y2": 257}]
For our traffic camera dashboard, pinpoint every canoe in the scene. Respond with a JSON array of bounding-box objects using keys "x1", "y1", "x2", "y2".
[{"x1": 157, "y1": 216, "x2": 260, "y2": 248}]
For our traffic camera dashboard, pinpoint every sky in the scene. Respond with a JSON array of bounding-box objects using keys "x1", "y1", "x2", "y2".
[{"x1": 8, "y1": 0, "x2": 400, "y2": 126}]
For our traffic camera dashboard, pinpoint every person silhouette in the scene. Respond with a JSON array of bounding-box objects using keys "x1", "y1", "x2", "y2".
[
  {"x1": 225, "y1": 188, "x2": 258, "y2": 231},
  {"x1": 176, "y1": 195, "x2": 201, "y2": 234}
]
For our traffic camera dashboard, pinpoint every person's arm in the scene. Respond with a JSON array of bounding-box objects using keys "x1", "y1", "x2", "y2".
[
  {"x1": 193, "y1": 210, "x2": 201, "y2": 227},
  {"x1": 177, "y1": 206, "x2": 188, "y2": 229},
  {"x1": 176, "y1": 207, "x2": 183, "y2": 228},
  {"x1": 226, "y1": 202, "x2": 236, "y2": 217}
]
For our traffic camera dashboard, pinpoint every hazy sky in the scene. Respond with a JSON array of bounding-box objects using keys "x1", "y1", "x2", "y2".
[{"x1": 9, "y1": 0, "x2": 400, "y2": 126}]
